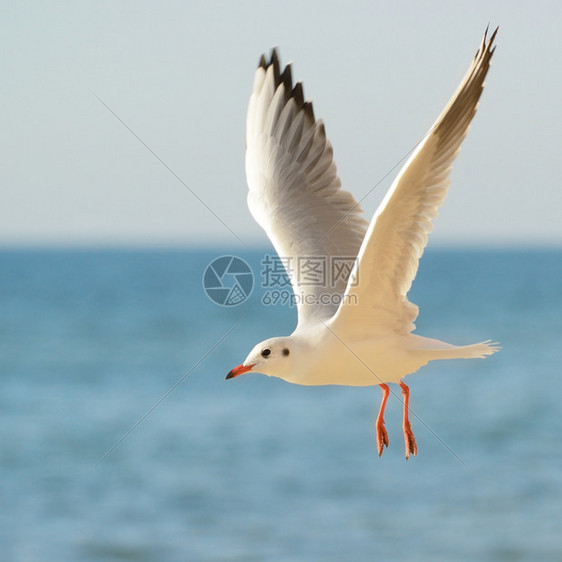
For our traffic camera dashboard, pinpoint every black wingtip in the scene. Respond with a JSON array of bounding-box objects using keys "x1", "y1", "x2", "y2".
[
  {"x1": 489, "y1": 25, "x2": 499, "y2": 49},
  {"x1": 256, "y1": 47, "x2": 316, "y2": 123},
  {"x1": 476, "y1": 25, "x2": 499, "y2": 59},
  {"x1": 485, "y1": 26, "x2": 499, "y2": 58},
  {"x1": 280, "y1": 63, "x2": 293, "y2": 100},
  {"x1": 270, "y1": 47, "x2": 281, "y2": 83},
  {"x1": 292, "y1": 81, "x2": 305, "y2": 107},
  {"x1": 303, "y1": 100, "x2": 315, "y2": 123}
]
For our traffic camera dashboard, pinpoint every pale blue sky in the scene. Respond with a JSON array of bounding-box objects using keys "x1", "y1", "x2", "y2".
[{"x1": 2, "y1": 0, "x2": 561, "y2": 247}]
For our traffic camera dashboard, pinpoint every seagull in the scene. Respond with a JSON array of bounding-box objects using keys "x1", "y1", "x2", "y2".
[{"x1": 227, "y1": 28, "x2": 500, "y2": 459}]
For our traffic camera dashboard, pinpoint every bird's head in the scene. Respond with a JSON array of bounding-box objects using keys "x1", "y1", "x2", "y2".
[{"x1": 226, "y1": 336, "x2": 296, "y2": 381}]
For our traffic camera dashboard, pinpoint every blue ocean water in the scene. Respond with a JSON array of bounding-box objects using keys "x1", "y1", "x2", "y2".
[{"x1": 1, "y1": 248, "x2": 561, "y2": 561}]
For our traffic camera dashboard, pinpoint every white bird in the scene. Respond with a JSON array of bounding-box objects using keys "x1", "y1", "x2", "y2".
[{"x1": 227, "y1": 28, "x2": 500, "y2": 459}]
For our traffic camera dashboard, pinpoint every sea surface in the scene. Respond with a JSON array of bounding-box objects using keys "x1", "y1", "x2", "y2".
[{"x1": 1, "y1": 248, "x2": 561, "y2": 561}]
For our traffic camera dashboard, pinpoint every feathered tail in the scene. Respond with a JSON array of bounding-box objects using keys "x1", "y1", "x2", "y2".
[{"x1": 426, "y1": 339, "x2": 501, "y2": 360}]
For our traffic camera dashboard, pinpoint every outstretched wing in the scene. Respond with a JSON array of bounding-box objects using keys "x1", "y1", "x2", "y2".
[
  {"x1": 246, "y1": 50, "x2": 368, "y2": 326},
  {"x1": 331, "y1": 27, "x2": 498, "y2": 335}
]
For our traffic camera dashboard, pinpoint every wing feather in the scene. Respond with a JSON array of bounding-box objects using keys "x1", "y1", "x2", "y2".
[
  {"x1": 246, "y1": 50, "x2": 369, "y2": 325},
  {"x1": 331, "y1": 27, "x2": 498, "y2": 335}
]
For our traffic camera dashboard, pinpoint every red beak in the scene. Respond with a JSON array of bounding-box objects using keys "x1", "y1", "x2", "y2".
[{"x1": 225, "y1": 363, "x2": 255, "y2": 380}]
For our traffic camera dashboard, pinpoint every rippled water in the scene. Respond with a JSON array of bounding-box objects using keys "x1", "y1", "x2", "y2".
[{"x1": 1, "y1": 249, "x2": 561, "y2": 561}]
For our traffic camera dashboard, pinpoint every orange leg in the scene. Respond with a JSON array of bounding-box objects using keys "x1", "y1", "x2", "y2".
[
  {"x1": 400, "y1": 381, "x2": 417, "y2": 459},
  {"x1": 375, "y1": 384, "x2": 390, "y2": 457}
]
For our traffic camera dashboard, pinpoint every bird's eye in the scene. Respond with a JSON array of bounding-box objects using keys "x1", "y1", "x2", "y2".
[
  {"x1": 282, "y1": 348, "x2": 290, "y2": 356},
  {"x1": 261, "y1": 348, "x2": 271, "y2": 358}
]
